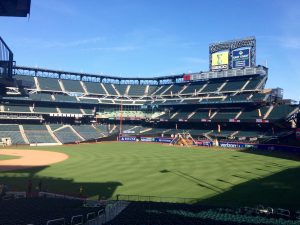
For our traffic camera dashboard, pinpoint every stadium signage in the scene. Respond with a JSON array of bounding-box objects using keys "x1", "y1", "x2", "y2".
[
  {"x1": 140, "y1": 137, "x2": 154, "y2": 142},
  {"x1": 120, "y1": 136, "x2": 136, "y2": 142},
  {"x1": 232, "y1": 48, "x2": 250, "y2": 68},
  {"x1": 154, "y1": 138, "x2": 173, "y2": 143},
  {"x1": 256, "y1": 119, "x2": 269, "y2": 123},
  {"x1": 229, "y1": 119, "x2": 240, "y2": 123},
  {"x1": 211, "y1": 51, "x2": 229, "y2": 71},
  {"x1": 195, "y1": 141, "x2": 213, "y2": 146},
  {"x1": 219, "y1": 142, "x2": 256, "y2": 148}
]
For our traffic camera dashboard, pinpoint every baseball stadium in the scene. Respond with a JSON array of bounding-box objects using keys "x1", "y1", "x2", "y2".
[{"x1": 0, "y1": 1, "x2": 300, "y2": 225}]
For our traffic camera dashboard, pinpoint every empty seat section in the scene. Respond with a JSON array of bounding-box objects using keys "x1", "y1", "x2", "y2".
[
  {"x1": 59, "y1": 107, "x2": 82, "y2": 114},
  {"x1": 251, "y1": 93, "x2": 268, "y2": 101},
  {"x1": 128, "y1": 85, "x2": 146, "y2": 96},
  {"x1": 84, "y1": 82, "x2": 106, "y2": 95},
  {"x1": 61, "y1": 79, "x2": 84, "y2": 93},
  {"x1": 23, "y1": 124, "x2": 55, "y2": 143},
  {"x1": 227, "y1": 93, "x2": 250, "y2": 101},
  {"x1": 78, "y1": 98, "x2": 99, "y2": 104},
  {"x1": 53, "y1": 94, "x2": 77, "y2": 102},
  {"x1": 14, "y1": 75, "x2": 36, "y2": 89},
  {"x1": 244, "y1": 76, "x2": 263, "y2": 90},
  {"x1": 154, "y1": 85, "x2": 170, "y2": 95},
  {"x1": 0, "y1": 125, "x2": 25, "y2": 144},
  {"x1": 51, "y1": 126, "x2": 80, "y2": 143},
  {"x1": 239, "y1": 106, "x2": 269, "y2": 120},
  {"x1": 210, "y1": 130, "x2": 235, "y2": 137},
  {"x1": 4, "y1": 105, "x2": 30, "y2": 112},
  {"x1": 103, "y1": 84, "x2": 118, "y2": 95},
  {"x1": 147, "y1": 86, "x2": 159, "y2": 95},
  {"x1": 235, "y1": 130, "x2": 262, "y2": 137},
  {"x1": 267, "y1": 105, "x2": 297, "y2": 120},
  {"x1": 221, "y1": 80, "x2": 247, "y2": 91},
  {"x1": 189, "y1": 109, "x2": 210, "y2": 120},
  {"x1": 181, "y1": 83, "x2": 204, "y2": 95},
  {"x1": 33, "y1": 106, "x2": 57, "y2": 113},
  {"x1": 38, "y1": 77, "x2": 62, "y2": 91},
  {"x1": 114, "y1": 84, "x2": 128, "y2": 95},
  {"x1": 82, "y1": 107, "x2": 95, "y2": 114},
  {"x1": 163, "y1": 84, "x2": 184, "y2": 96},
  {"x1": 201, "y1": 81, "x2": 224, "y2": 93},
  {"x1": 72, "y1": 125, "x2": 104, "y2": 140},
  {"x1": 212, "y1": 108, "x2": 241, "y2": 120},
  {"x1": 100, "y1": 99, "x2": 113, "y2": 104},
  {"x1": 30, "y1": 93, "x2": 53, "y2": 101}
]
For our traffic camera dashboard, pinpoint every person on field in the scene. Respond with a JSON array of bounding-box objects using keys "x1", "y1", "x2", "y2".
[{"x1": 79, "y1": 185, "x2": 84, "y2": 197}]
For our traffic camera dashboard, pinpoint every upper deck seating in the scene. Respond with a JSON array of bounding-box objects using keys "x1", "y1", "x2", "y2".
[
  {"x1": 53, "y1": 94, "x2": 78, "y2": 102},
  {"x1": 200, "y1": 80, "x2": 224, "y2": 93},
  {"x1": 128, "y1": 85, "x2": 146, "y2": 96},
  {"x1": 4, "y1": 105, "x2": 31, "y2": 113},
  {"x1": 221, "y1": 79, "x2": 247, "y2": 92},
  {"x1": 244, "y1": 76, "x2": 263, "y2": 90},
  {"x1": 14, "y1": 75, "x2": 36, "y2": 88},
  {"x1": 30, "y1": 93, "x2": 53, "y2": 101},
  {"x1": 239, "y1": 106, "x2": 269, "y2": 120},
  {"x1": 181, "y1": 83, "x2": 205, "y2": 95},
  {"x1": 84, "y1": 81, "x2": 107, "y2": 95},
  {"x1": 114, "y1": 84, "x2": 128, "y2": 96},
  {"x1": 162, "y1": 84, "x2": 184, "y2": 96},
  {"x1": 61, "y1": 79, "x2": 84, "y2": 93},
  {"x1": 38, "y1": 77, "x2": 62, "y2": 91},
  {"x1": 103, "y1": 84, "x2": 118, "y2": 95}
]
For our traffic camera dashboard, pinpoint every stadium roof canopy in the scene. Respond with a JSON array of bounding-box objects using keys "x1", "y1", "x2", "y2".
[{"x1": 0, "y1": 0, "x2": 31, "y2": 17}]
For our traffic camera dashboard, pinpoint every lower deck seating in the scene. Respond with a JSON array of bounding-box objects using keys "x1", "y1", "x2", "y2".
[
  {"x1": 0, "y1": 124, "x2": 25, "y2": 144},
  {"x1": 23, "y1": 125, "x2": 56, "y2": 144},
  {"x1": 73, "y1": 125, "x2": 106, "y2": 140},
  {"x1": 51, "y1": 125, "x2": 81, "y2": 143}
]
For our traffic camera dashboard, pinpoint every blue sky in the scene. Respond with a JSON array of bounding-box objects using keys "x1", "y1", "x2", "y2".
[{"x1": 0, "y1": 0, "x2": 300, "y2": 101}]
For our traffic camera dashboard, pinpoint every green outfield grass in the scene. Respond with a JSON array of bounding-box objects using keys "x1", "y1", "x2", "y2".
[{"x1": 1, "y1": 142, "x2": 300, "y2": 208}]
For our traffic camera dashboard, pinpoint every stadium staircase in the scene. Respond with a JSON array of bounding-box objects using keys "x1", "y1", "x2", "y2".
[
  {"x1": 69, "y1": 126, "x2": 85, "y2": 141},
  {"x1": 80, "y1": 81, "x2": 89, "y2": 95},
  {"x1": 58, "y1": 80, "x2": 66, "y2": 92},
  {"x1": 18, "y1": 125, "x2": 29, "y2": 144},
  {"x1": 263, "y1": 105, "x2": 274, "y2": 119},
  {"x1": 111, "y1": 84, "x2": 121, "y2": 96},
  {"x1": 100, "y1": 83, "x2": 109, "y2": 95},
  {"x1": 33, "y1": 77, "x2": 41, "y2": 91},
  {"x1": 140, "y1": 127, "x2": 152, "y2": 134},
  {"x1": 217, "y1": 81, "x2": 227, "y2": 92},
  {"x1": 240, "y1": 78, "x2": 251, "y2": 91},
  {"x1": 46, "y1": 125, "x2": 62, "y2": 145}
]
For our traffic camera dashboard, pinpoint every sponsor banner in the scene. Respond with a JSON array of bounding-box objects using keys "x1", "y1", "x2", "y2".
[
  {"x1": 140, "y1": 137, "x2": 154, "y2": 142},
  {"x1": 219, "y1": 142, "x2": 257, "y2": 149},
  {"x1": 232, "y1": 48, "x2": 250, "y2": 68},
  {"x1": 123, "y1": 130, "x2": 135, "y2": 134},
  {"x1": 195, "y1": 141, "x2": 213, "y2": 146},
  {"x1": 120, "y1": 136, "x2": 136, "y2": 142},
  {"x1": 296, "y1": 128, "x2": 300, "y2": 140},
  {"x1": 256, "y1": 119, "x2": 269, "y2": 123},
  {"x1": 211, "y1": 51, "x2": 229, "y2": 71},
  {"x1": 201, "y1": 119, "x2": 211, "y2": 122},
  {"x1": 183, "y1": 74, "x2": 191, "y2": 81},
  {"x1": 154, "y1": 138, "x2": 173, "y2": 143},
  {"x1": 229, "y1": 118, "x2": 240, "y2": 123}
]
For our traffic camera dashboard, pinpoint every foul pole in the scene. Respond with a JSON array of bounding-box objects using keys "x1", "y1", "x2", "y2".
[{"x1": 119, "y1": 99, "x2": 123, "y2": 140}]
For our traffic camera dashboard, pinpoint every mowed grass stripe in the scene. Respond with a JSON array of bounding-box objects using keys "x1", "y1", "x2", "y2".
[{"x1": 1, "y1": 142, "x2": 300, "y2": 208}]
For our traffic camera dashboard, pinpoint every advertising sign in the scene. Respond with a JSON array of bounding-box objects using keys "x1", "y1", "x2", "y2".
[
  {"x1": 140, "y1": 137, "x2": 154, "y2": 142},
  {"x1": 219, "y1": 142, "x2": 256, "y2": 149},
  {"x1": 120, "y1": 136, "x2": 136, "y2": 142},
  {"x1": 211, "y1": 51, "x2": 229, "y2": 70},
  {"x1": 232, "y1": 48, "x2": 250, "y2": 68}
]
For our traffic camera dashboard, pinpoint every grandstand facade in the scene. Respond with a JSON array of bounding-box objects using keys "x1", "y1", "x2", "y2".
[{"x1": 0, "y1": 37, "x2": 299, "y2": 147}]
